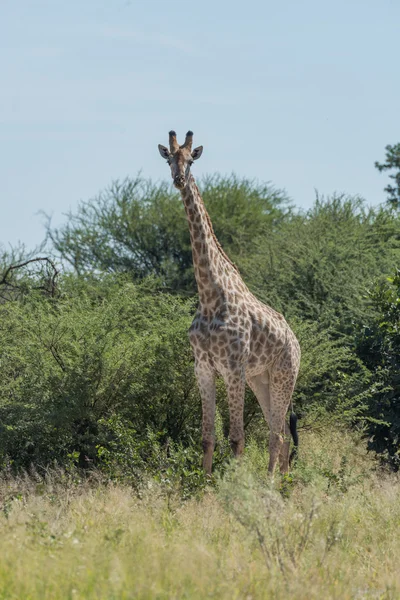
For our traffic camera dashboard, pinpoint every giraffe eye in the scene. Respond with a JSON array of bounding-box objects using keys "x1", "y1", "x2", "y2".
[{"x1": 189, "y1": 160, "x2": 193, "y2": 166}]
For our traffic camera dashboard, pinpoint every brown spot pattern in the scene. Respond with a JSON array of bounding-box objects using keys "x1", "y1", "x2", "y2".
[{"x1": 159, "y1": 132, "x2": 301, "y2": 476}]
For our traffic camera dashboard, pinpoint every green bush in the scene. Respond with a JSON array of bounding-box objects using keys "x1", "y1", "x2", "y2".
[
  {"x1": 46, "y1": 175, "x2": 288, "y2": 293},
  {"x1": 3, "y1": 177, "x2": 400, "y2": 474},
  {"x1": 355, "y1": 271, "x2": 400, "y2": 468},
  {"x1": 243, "y1": 194, "x2": 400, "y2": 335},
  {"x1": 0, "y1": 275, "x2": 200, "y2": 470}
]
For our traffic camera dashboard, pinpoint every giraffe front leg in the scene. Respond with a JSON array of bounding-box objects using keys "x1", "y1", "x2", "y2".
[
  {"x1": 195, "y1": 362, "x2": 216, "y2": 475},
  {"x1": 224, "y1": 370, "x2": 246, "y2": 458}
]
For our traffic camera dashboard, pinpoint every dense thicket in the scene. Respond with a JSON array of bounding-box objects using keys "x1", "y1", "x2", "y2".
[
  {"x1": 46, "y1": 176, "x2": 288, "y2": 293},
  {"x1": 355, "y1": 272, "x2": 400, "y2": 468},
  {"x1": 1, "y1": 174, "x2": 400, "y2": 474}
]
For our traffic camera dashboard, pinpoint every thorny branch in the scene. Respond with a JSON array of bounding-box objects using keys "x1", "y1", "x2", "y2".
[{"x1": 0, "y1": 257, "x2": 59, "y2": 300}]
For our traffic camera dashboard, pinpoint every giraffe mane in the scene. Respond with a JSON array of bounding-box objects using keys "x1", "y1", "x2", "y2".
[
  {"x1": 191, "y1": 180, "x2": 240, "y2": 274},
  {"x1": 204, "y1": 210, "x2": 240, "y2": 273}
]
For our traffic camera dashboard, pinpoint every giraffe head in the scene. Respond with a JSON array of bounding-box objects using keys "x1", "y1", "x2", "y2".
[{"x1": 158, "y1": 130, "x2": 203, "y2": 189}]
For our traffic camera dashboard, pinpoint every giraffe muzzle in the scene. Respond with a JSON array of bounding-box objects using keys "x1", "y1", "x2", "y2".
[{"x1": 174, "y1": 175, "x2": 186, "y2": 189}]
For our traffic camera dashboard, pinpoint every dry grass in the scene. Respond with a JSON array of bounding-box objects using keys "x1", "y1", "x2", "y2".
[{"x1": 0, "y1": 429, "x2": 399, "y2": 599}]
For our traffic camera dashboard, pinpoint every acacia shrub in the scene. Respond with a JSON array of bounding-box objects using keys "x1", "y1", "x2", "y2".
[
  {"x1": 0, "y1": 272, "x2": 372, "y2": 474},
  {"x1": 243, "y1": 194, "x2": 400, "y2": 336},
  {"x1": 0, "y1": 276, "x2": 201, "y2": 470},
  {"x1": 355, "y1": 271, "x2": 400, "y2": 468},
  {"x1": 46, "y1": 176, "x2": 289, "y2": 293}
]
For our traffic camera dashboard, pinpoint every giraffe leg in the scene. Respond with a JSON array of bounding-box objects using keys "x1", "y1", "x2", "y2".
[
  {"x1": 247, "y1": 371, "x2": 295, "y2": 475},
  {"x1": 268, "y1": 416, "x2": 285, "y2": 475},
  {"x1": 268, "y1": 372, "x2": 297, "y2": 475},
  {"x1": 195, "y1": 362, "x2": 216, "y2": 475},
  {"x1": 247, "y1": 373, "x2": 284, "y2": 473},
  {"x1": 223, "y1": 369, "x2": 246, "y2": 458},
  {"x1": 247, "y1": 372, "x2": 271, "y2": 424},
  {"x1": 279, "y1": 421, "x2": 291, "y2": 474}
]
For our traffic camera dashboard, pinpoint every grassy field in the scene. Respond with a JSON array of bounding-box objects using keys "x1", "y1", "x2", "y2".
[{"x1": 0, "y1": 430, "x2": 399, "y2": 600}]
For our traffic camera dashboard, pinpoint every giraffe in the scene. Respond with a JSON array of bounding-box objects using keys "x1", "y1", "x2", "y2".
[{"x1": 158, "y1": 130, "x2": 301, "y2": 475}]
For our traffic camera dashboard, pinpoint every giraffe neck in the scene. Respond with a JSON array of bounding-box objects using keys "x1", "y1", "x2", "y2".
[{"x1": 180, "y1": 175, "x2": 243, "y2": 307}]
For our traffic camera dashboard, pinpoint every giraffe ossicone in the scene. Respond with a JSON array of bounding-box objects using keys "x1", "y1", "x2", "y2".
[{"x1": 158, "y1": 130, "x2": 301, "y2": 475}]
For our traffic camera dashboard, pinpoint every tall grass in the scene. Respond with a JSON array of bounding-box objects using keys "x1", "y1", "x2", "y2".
[{"x1": 0, "y1": 429, "x2": 398, "y2": 599}]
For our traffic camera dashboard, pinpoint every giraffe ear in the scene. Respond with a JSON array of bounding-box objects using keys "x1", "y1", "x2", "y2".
[
  {"x1": 158, "y1": 144, "x2": 171, "y2": 160},
  {"x1": 191, "y1": 146, "x2": 203, "y2": 161}
]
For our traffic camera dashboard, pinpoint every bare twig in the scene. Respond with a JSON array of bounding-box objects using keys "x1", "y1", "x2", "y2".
[{"x1": 0, "y1": 257, "x2": 59, "y2": 299}]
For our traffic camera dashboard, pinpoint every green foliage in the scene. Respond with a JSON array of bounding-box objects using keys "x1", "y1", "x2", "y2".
[
  {"x1": 243, "y1": 194, "x2": 400, "y2": 335},
  {"x1": 200, "y1": 174, "x2": 290, "y2": 259},
  {"x1": 46, "y1": 175, "x2": 289, "y2": 293},
  {"x1": 355, "y1": 271, "x2": 400, "y2": 468},
  {"x1": 0, "y1": 275, "x2": 201, "y2": 469},
  {"x1": 3, "y1": 175, "x2": 400, "y2": 474},
  {"x1": 375, "y1": 143, "x2": 400, "y2": 207},
  {"x1": 46, "y1": 178, "x2": 194, "y2": 290},
  {"x1": 292, "y1": 318, "x2": 370, "y2": 416},
  {"x1": 96, "y1": 416, "x2": 209, "y2": 499},
  {"x1": 0, "y1": 429, "x2": 397, "y2": 600}
]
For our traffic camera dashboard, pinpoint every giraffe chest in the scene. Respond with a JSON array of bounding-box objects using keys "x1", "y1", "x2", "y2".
[
  {"x1": 188, "y1": 308, "x2": 288, "y2": 375},
  {"x1": 188, "y1": 311, "x2": 252, "y2": 371}
]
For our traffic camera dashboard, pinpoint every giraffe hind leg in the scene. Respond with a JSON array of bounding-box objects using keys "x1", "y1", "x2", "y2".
[
  {"x1": 248, "y1": 370, "x2": 297, "y2": 475},
  {"x1": 247, "y1": 371, "x2": 285, "y2": 471},
  {"x1": 246, "y1": 372, "x2": 271, "y2": 423},
  {"x1": 279, "y1": 421, "x2": 291, "y2": 474},
  {"x1": 268, "y1": 373, "x2": 297, "y2": 474}
]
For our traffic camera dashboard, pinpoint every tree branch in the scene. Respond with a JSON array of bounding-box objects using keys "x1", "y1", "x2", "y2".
[{"x1": 0, "y1": 257, "x2": 59, "y2": 299}]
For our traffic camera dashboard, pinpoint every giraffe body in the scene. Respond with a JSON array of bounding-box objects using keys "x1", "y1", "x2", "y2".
[{"x1": 158, "y1": 131, "x2": 300, "y2": 474}]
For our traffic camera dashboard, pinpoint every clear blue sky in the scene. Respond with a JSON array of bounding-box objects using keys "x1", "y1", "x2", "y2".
[{"x1": 1, "y1": 0, "x2": 399, "y2": 251}]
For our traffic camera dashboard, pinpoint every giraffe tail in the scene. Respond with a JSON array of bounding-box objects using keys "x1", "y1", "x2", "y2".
[{"x1": 289, "y1": 412, "x2": 299, "y2": 466}]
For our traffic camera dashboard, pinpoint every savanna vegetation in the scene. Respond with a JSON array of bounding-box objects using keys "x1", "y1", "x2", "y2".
[
  {"x1": 0, "y1": 431, "x2": 399, "y2": 599},
  {"x1": 0, "y1": 149, "x2": 399, "y2": 598}
]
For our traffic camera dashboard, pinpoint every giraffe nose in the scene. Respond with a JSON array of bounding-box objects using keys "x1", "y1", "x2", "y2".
[{"x1": 174, "y1": 175, "x2": 186, "y2": 188}]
